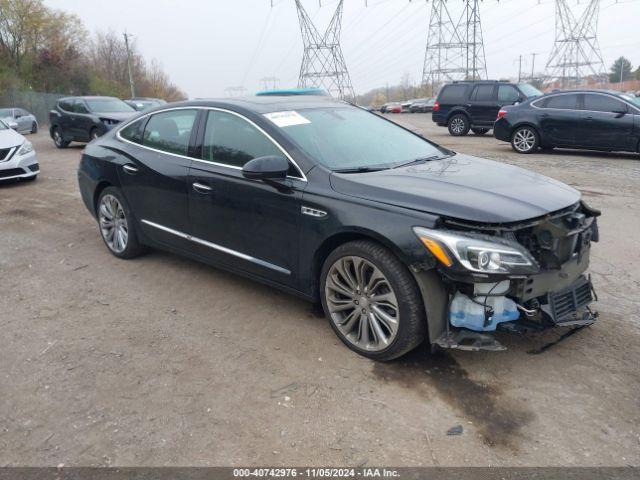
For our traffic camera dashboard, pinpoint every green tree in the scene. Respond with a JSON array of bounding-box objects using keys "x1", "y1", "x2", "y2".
[{"x1": 609, "y1": 56, "x2": 633, "y2": 83}]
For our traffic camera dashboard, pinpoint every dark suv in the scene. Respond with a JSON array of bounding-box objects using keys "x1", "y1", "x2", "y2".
[
  {"x1": 49, "y1": 96, "x2": 135, "y2": 148},
  {"x1": 432, "y1": 81, "x2": 542, "y2": 136}
]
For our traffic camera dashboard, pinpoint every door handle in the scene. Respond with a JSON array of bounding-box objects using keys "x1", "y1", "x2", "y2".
[
  {"x1": 586, "y1": 116, "x2": 594, "y2": 121},
  {"x1": 192, "y1": 182, "x2": 212, "y2": 194},
  {"x1": 122, "y1": 164, "x2": 139, "y2": 174}
]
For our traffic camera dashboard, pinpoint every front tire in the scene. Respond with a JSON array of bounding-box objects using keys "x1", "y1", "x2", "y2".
[
  {"x1": 448, "y1": 114, "x2": 470, "y2": 136},
  {"x1": 511, "y1": 126, "x2": 540, "y2": 154},
  {"x1": 320, "y1": 240, "x2": 427, "y2": 361},
  {"x1": 97, "y1": 187, "x2": 145, "y2": 259}
]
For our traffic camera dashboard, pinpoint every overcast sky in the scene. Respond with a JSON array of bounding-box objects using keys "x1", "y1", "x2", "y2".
[{"x1": 45, "y1": 0, "x2": 640, "y2": 98}]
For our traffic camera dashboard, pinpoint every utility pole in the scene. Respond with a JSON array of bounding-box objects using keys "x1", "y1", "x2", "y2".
[
  {"x1": 518, "y1": 55, "x2": 523, "y2": 82},
  {"x1": 295, "y1": 0, "x2": 355, "y2": 100},
  {"x1": 531, "y1": 53, "x2": 537, "y2": 81},
  {"x1": 422, "y1": 0, "x2": 487, "y2": 92},
  {"x1": 123, "y1": 31, "x2": 136, "y2": 98},
  {"x1": 260, "y1": 76, "x2": 280, "y2": 90}
]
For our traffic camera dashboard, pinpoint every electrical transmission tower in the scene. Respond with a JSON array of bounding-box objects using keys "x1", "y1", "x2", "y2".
[
  {"x1": 544, "y1": 0, "x2": 606, "y2": 88},
  {"x1": 295, "y1": 0, "x2": 355, "y2": 100},
  {"x1": 422, "y1": 0, "x2": 487, "y2": 94}
]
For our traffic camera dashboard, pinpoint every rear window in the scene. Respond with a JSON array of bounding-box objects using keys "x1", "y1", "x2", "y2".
[
  {"x1": 543, "y1": 94, "x2": 579, "y2": 110},
  {"x1": 471, "y1": 85, "x2": 495, "y2": 101},
  {"x1": 438, "y1": 85, "x2": 468, "y2": 103},
  {"x1": 119, "y1": 118, "x2": 146, "y2": 144}
]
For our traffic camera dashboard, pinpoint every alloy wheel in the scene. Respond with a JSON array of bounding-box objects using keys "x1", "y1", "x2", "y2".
[
  {"x1": 53, "y1": 130, "x2": 63, "y2": 147},
  {"x1": 450, "y1": 117, "x2": 465, "y2": 135},
  {"x1": 98, "y1": 194, "x2": 129, "y2": 253},
  {"x1": 513, "y1": 128, "x2": 536, "y2": 152},
  {"x1": 325, "y1": 256, "x2": 399, "y2": 352}
]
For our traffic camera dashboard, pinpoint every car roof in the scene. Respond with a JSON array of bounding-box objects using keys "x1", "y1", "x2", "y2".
[
  {"x1": 59, "y1": 96, "x2": 121, "y2": 101},
  {"x1": 543, "y1": 89, "x2": 630, "y2": 97},
  {"x1": 178, "y1": 95, "x2": 349, "y2": 114}
]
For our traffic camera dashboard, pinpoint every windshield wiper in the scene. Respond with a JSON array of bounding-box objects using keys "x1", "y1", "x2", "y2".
[
  {"x1": 393, "y1": 153, "x2": 452, "y2": 169},
  {"x1": 333, "y1": 166, "x2": 389, "y2": 174}
]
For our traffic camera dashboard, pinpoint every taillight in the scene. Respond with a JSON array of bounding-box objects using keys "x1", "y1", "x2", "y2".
[
  {"x1": 433, "y1": 101, "x2": 440, "y2": 112},
  {"x1": 497, "y1": 109, "x2": 507, "y2": 119}
]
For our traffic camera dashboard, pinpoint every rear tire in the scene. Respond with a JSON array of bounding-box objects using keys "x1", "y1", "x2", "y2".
[
  {"x1": 52, "y1": 127, "x2": 70, "y2": 149},
  {"x1": 320, "y1": 240, "x2": 427, "y2": 362},
  {"x1": 471, "y1": 128, "x2": 490, "y2": 135},
  {"x1": 448, "y1": 114, "x2": 470, "y2": 136},
  {"x1": 96, "y1": 187, "x2": 146, "y2": 259},
  {"x1": 511, "y1": 126, "x2": 540, "y2": 154}
]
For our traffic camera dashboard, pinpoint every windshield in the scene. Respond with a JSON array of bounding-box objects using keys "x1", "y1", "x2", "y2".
[
  {"x1": 621, "y1": 94, "x2": 640, "y2": 108},
  {"x1": 518, "y1": 83, "x2": 543, "y2": 98},
  {"x1": 0, "y1": 108, "x2": 13, "y2": 118},
  {"x1": 272, "y1": 106, "x2": 449, "y2": 171},
  {"x1": 86, "y1": 99, "x2": 135, "y2": 113}
]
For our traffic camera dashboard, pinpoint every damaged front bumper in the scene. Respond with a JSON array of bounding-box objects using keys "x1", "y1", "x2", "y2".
[{"x1": 412, "y1": 201, "x2": 601, "y2": 352}]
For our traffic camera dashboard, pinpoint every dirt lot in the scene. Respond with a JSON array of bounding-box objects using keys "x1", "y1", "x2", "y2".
[{"x1": 1, "y1": 116, "x2": 639, "y2": 467}]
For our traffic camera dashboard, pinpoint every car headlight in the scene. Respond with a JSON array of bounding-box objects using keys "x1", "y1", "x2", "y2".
[
  {"x1": 17, "y1": 140, "x2": 34, "y2": 156},
  {"x1": 413, "y1": 227, "x2": 539, "y2": 275}
]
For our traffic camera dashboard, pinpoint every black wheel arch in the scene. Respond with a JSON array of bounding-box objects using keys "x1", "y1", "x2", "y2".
[{"x1": 446, "y1": 109, "x2": 470, "y2": 123}]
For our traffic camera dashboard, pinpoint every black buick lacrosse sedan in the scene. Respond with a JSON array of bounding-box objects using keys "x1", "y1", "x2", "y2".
[{"x1": 78, "y1": 95, "x2": 600, "y2": 360}]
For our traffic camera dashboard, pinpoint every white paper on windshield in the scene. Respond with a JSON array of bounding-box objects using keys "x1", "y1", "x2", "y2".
[{"x1": 264, "y1": 111, "x2": 311, "y2": 128}]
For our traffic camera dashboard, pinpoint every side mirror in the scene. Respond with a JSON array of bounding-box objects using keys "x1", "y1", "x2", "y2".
[
  {"x1": 242, "y1": 155, "x2": 289, "y2": 181},
  {"x1": 612, "y1": 109, "x2": 627, "y2": 118},
  {"x1": 15, "y1": 113, "x2": 22, "y2": 118},
  {"x1": 8, "y1": 121, "x2": 18, "y2": 130}
]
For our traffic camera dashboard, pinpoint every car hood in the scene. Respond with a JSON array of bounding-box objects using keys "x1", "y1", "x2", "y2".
[
  {"x1": 0, "y1": 127, "x2": 26, "y2": 148},
  {"x1": 92, "y1": 112, "x2": 135, "y2": 121},
  {"x1": 329, "y1": 153, "x2": 581, "y2": 224}
]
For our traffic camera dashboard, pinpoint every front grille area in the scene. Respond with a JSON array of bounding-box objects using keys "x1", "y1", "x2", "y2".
[
  {"x1": 548, "y1": 276, "x2": 593, "y2": 321},
  {"x1": 0, "y1": 147, "x2": 12, "y2": 161},
  {"x1": 0, "y1": 168, "x2": 26, "y2": 179},
  {"x1": 28, "y1": 163, "x2": 39, "y2": 172}
]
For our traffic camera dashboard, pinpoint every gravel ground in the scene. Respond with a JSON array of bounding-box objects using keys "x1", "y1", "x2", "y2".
[{"x1": 0, "y1": 116, "x2": 638, "y2": 467}]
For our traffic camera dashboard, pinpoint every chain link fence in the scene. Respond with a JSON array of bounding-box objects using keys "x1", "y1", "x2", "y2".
[{"x1": 0, "y1": 89, "x2": 66, "y2": 126}]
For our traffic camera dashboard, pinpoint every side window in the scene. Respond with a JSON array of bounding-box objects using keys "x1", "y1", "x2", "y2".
[
  {"x1": 119, "y1": 118, "x2": 146, "y2": 144},
  {"x1": 498, "y1": 85, "x2": 519, "y2": 103},
  {"x1": 544, "y1": 94, "x2": 579, "y2": 110},
  {"x1": 143, "y1": 109, "x2": 198, "y2": 156},
  {"x1": 438, "y1": 85, "x2": 467, "y2": 103},
  {"x1": 202, "y1": 110, "x2": 290, "y2": 170},
  {"x1": 73, "y1": 100, "x2": 89, "y2": 114},
  {"x1": 471, "y1": 84, "x2": 495, "y2": 101},
  {"x1": 59, "y1": 100, "x2": 73, "y2": 112},
  {"x1": 583, "y1": 94, "x2": 627, "y2": 113}
]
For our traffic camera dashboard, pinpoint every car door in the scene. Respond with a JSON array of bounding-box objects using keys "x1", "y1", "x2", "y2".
[
  {"x1": 579, "y1": 93, "x2": 636, "y2": 151},
  {"x1": 188, "y1": 109, "x2": 304, "y2": 287},
  {"x1": 57, "y1": 100, "x2": 75, "y2": 138},
  {"x1": 117, "y1": 108, "x2": 200, "y2": 251},
  {"x1": 73, "y1": 100, "x2": 94, "y2": 141},
  {"x1": 15, "y1": 109, "x2": 28, "y2": 132},
  {"x1": 468, "y1": 84, "x2": 498, "y2": 126},
  {"x1": 537, "y1": 93, "x2": 581, "y2": 146}
]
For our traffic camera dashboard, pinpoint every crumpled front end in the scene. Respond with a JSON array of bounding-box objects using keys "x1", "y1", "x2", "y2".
[{"x1": 413, "y1": 201, "x2": 600, "y2": 351}]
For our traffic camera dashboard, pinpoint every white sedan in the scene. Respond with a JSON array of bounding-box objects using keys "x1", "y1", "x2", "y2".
[{"x1": 0, "y1": 118, "x2": 39, "y2": 182}]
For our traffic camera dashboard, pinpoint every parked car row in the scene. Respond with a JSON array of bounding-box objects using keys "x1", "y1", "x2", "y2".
[
  {"x1": 378, "y1": 98, "x2": 436, "y2": 114},
  {"x1": 430, "y1": 79, "x2": 640, "y2": 156}
]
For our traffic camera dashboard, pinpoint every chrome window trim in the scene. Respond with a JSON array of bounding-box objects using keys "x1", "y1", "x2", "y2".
[
  {"x1": 141, "y1": 219, "x2": 291, "y2": 275},
  {"x1": 532, "y1": 91, "x2": 640, "y2": 115},
  {"x1": 115, "y1": 106, "x2": 307, "y2": 182}
]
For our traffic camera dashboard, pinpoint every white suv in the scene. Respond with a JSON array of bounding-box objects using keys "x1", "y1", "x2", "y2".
[{"x1": 0, "y1": 119, "x2": 39, "y2": 182}]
